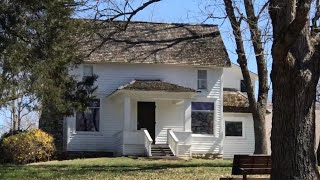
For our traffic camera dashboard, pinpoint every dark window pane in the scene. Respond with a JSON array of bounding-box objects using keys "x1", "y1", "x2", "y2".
[
  {"x1": 89, "y1": 99, "x2": 100, "y2": 107},
  {"x1": 225, "y1": 121, "x2": 242, "y2": 136},
  {"x1": 197, "y1": 70, "x2": 207, "y2": 89},
  {"x1": 191, "y1": 112, "x2": 214, "y2": 134},
  {"x1": 241, "y1": 80, "x2": 247, "y2": 92},
  {"x1": 192, "y1": 102, "x2": 214, "y2": 110},
  {"x1": 198, "y1": 70, "x2": 207, "y2": 79},
  {"x1": 197, "y1": 79, "x2": 207, "y2": 89},
  {"x1": 76, "y1": 108, "x2": 100, "y2": 132}
]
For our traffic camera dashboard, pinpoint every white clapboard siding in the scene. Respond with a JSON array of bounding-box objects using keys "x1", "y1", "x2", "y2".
[
  {"x1": 223, "y1": 113, "x2": 255, "y2": 159},
  {"x1": 155, "y1": 101, "x2": 184, "y2": 144},
  {"x1": 66, "y1": 63, "x2": 223, "y2": 155},
  {"x1": 190, "y1": 70, "x2": 224, "y2": 155},
  {"x1": 191, "y1": 135, "x2": 222, "y2": 154},
  {"x1": 123, "y1": 145, "x2": 145, "y2": 156},
  {"x1": 223, "y1": 64, "x2": 258, "y2": 91},
  {"x1": 113, "y1": 131, "x2": 123, "y2": 156}
]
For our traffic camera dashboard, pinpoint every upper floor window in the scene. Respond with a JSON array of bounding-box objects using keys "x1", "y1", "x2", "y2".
[
  {"x1": 225, "y1": 121, "x2": 243, "y2": 137},
  {"x1": 83, "y1": 65, "x2": 93, "y2": 78},
  {"x1": 240, "y1": 80, "x2": 247, "y2": 92},
  {"x1": 76, "y1": 99, "x2": 100, "y2": 132},
  {"x1": 197, "y1": 70, "x2": 207, "y2": 90},
  {"x1": 191, "y1": 102, "x2": 214, "y2": 134}
]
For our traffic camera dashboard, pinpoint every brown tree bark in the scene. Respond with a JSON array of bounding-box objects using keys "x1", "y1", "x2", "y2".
[
  {"x1": 269, "y1": 0, "x2": 320, "y2": 179},
  {"x1": 224, "y1": 0, "x2": 268, "y2": 154},
  {"x1": 318, "y1": 142, "x2": 320, "y2": 165}
]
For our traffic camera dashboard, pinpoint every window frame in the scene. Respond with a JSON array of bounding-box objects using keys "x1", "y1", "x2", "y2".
[
  {"x1": 75, "y1": 98, "x2": 101, "y2": 133},
  {"x1": 225, "y1": 120, "x2": 244, "y2": 137},
  {"x1": 191, "y1": 101, "x2": 215, "y2": 135},
  {"x1": 83, "y1": 64, "x2": 94, "y2": 78},
  {"x1": 240, "y1": 80, "x2": 247, "y2": 92},
  {"x1": 197, "y1": 70, "x2": 208, "y2": 90}
]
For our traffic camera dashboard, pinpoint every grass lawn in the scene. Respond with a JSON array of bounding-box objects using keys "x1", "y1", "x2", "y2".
[{"x1": 0, "y1": 157, "x2": 234, "y2": 180}]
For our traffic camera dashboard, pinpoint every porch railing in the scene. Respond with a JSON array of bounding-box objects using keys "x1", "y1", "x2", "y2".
[
  {"x1": 143, "y1": 129, "x2": 153, "y2": 157},
  {"x1": 167, "y1": 129, "x2": 179, "y2": 156}
]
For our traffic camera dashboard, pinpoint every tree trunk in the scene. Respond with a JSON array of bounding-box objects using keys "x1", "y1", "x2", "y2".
[
  {"x1": 318, "y1": 142, "x2": 320, "y2": 165},
  {"x1": 271, "y1": 61, "x2": 320, "y2": 179},
  {"x1": 11, "y1": 99, "x2": 18, "y2": 131},
  {"x1": 252, "y1": 105, "x2": 268, "y2": 154},
  {"x1": 271, "y1": 66, "x2": 320, "y2": 179},
  {"x1": 269, "y1": 0, "x2": 320, "y2": 178}
]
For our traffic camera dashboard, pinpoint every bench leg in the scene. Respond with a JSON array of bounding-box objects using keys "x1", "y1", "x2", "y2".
[{"x1": 243, "y1": 174, "x2": 247, "y2": 180}]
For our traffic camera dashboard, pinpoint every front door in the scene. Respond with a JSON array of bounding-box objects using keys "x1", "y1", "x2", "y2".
[{"x1": 137, "y1": 102, "x2": 156, "y2": 143}]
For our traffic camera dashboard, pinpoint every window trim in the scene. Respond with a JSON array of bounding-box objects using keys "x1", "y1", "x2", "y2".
[
  {"x1": 197, "y1": 69, "x2": 208, "y2": 90},
  {"x1": 75, "y1": 98, "x2": 101, "y2": 133},
  {"x1": 225, "y1": 120, "x2": 244, "y2": 138},
  {"x1": 191, "y1": 101, "x2": 215, "y2": 135}
]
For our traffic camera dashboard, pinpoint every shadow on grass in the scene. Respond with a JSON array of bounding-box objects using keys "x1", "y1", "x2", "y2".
[{"x1": 0, "y1": 161, "x2": 232, "y2": 179}]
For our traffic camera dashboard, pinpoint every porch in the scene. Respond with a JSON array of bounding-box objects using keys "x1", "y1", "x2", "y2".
[{"x1": 109, "y1": 80, "x2": 196, "y2": 158}]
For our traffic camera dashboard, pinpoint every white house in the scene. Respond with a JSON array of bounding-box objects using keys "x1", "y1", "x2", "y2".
[{"x1": 62, "y1": 20, "x2": 261, "y2": 158}]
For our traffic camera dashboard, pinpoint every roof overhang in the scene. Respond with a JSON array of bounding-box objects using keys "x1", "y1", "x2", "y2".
[
  {"x1": 107, "y1": 80, "x2": 198, "y2": 100},
  {"x1": 108, "y1": 90, "x2": 197, "y2": 100}
]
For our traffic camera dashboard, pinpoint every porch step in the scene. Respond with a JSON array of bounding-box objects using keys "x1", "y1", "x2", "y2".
[{"x1": 150, "y1": 144, "x2": 175, "y2": 157}]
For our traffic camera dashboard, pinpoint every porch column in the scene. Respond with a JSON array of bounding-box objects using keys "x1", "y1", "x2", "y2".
[
  {"x1": 184, "y1": 99, "x2": 192, "y2": 131},
  {"x1": 124, "y1": 96, "x2": 131, "y2": 130}
]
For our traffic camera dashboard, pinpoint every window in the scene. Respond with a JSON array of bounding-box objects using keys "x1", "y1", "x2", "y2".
[
  {"x1": 191, "y1": 102, "x2": 214, "y2": 134},
  {"x1": 240, "y1": 80, "x2": 247, "y2": 92},
  {"x1": 225, "y1": 121, "x2": 243, "y2": 136},
  {"x1": 76, "y1": 99, "x2": 100, "y2": 132},
  {"x1": 197, "y1": 70, "x2": 207, "y2": 89},
  {"x1": 83, "y1": 65, "x2": 93, "y2": 78}
]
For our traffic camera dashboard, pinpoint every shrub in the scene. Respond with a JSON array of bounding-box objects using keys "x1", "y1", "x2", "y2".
[
  {"x1": 0, "y1": 130, "x2": 25, "y2": 163},
  {"x1": 1, "y1": 129, "x2": 55, "y2": 164}
]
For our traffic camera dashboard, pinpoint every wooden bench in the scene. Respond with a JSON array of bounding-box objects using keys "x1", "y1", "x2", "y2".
[{"x1": 220, "y1": 155, "x2": 271, "y2": 180}]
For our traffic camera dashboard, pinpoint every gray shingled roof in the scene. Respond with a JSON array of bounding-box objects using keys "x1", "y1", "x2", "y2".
[
  {"x1": 223, "y1": 88, "x2": 250, "y2": 113},
  {"x1": 80, "y1": 20, "x2": 231, "y2": 67},
  {"x1": 118, "y1": 80, "x2": 197, "y2": 92}
]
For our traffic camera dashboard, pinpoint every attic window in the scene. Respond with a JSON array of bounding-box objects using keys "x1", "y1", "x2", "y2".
[
  {"x1": 83, "y1": 65, "x2": 93, "y2": 77},
  {"x1": 197, "y1": 70, "x2": 207, "y2": 90},
  {"x1": 240, "y1": 80, "x2": 247, "y2": 92}
]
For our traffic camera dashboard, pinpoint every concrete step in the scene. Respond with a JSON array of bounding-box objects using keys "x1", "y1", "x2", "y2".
[
  {"x1": 151, "y1": 144, "x2": 175, "y2": 157},
  {"x1": 148, "y1": 156, "x2": 179, "y2": 160}
]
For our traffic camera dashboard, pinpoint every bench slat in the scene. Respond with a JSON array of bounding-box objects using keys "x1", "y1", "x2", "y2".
[
  {"x1": 240, "y1": 168, "x2": 271, "y2": 174},
  {"x1": 232, "y1": 155, "x2": 271, "y2": 175}
]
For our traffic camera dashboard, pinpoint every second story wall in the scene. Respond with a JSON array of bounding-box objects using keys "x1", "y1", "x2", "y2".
[
  {"x1": 71, "y1": 63, "x2": 223, "y2": 99},
  {"x1": 223, "y1": 64, "x2": 258, "y2": 92}
]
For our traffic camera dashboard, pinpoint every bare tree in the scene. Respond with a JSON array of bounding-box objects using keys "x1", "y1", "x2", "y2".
[
  {"x1": 269, "y1": 0, "x2": 320, "y2": 179},
  {"x1": 1, "y1": 95, "x2": 39, "y2": 132},
  {"x1": 206, "y1": 0, "x2": 270, "y2": 154}
]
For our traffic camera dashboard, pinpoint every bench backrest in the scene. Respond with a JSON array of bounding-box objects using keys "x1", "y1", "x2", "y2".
[{"x1": 232, "y1": 155, "x2": 271, "y2": 175}]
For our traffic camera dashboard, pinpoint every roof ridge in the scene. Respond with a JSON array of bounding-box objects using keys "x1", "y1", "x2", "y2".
[{"x1": 75, "y1": 18, "x2": 219, "y2": 27}]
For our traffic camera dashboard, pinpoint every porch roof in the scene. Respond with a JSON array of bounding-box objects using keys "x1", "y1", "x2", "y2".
[
  {"x1": 119, "y1": 80, "x2": 196, "y2": 92},
  {"x1": 107, "y1": 80, "x2": 197, "y2": 99},
  {"x1": 223, "y1": 88, "x2": 250, "y2": 113}
]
